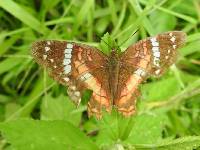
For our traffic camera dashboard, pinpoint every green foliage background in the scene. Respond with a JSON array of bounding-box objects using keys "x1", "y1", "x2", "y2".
[{"x1": 0, "y1": 0, "x2": 200, "y2": 149}]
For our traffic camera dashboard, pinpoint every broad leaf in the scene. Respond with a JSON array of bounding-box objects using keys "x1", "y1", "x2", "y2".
[
  {"x1": 134, "y1": 136, "x2": 200, "y2": 150},
  {"x1": 40, "y1": 94, "x2": 82, "y2": 126},
  {"x1": 0, "y1": 119, "x2": 98, "y2": 150}
]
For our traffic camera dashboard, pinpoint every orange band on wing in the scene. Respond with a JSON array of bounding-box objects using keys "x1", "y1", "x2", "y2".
[
  {"x1": 138, "y1": 55, "x2": 150, "y2": 68},
  {"x1": 92, "y1": 92, "x2": 110, "y2": 107},
  {"x1": 74, "y1": 60, "x2": 89, "y2": 74},
  {"x1": 117, "y1": 105, "x2": 135, "y2": 116},
  {"x1": 119, "y1": 74, "x2": 141, "y2": 105},
  {"x1": 85, "y1": 77, "x2": 101, "y2": 93},
  {"x1": 74, "y1": 60, "x2": 110, "y2": 108},
  {"x1": 118, "y1": 48, "x2": 151, "y2": 105}
]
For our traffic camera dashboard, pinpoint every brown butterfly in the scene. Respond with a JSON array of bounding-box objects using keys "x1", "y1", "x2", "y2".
[{"x1": 32, "y1": 31, "x2": 186, "y2": 119}]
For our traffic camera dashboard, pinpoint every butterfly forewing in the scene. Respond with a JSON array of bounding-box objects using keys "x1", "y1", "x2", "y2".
[
  {"x1": 32, "y1": 41, "x2": 111, "y2": 118},
  {"x1": 32, "y1": 41, "x2": 75, "y2": 85},
  {"x1": 121, "y1": 31, "x2": 186, "y2": 76}
]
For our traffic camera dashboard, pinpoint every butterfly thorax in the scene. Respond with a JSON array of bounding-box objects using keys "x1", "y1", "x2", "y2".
[{"x1": 108, "y1": 49, "x2": 120, "y2": 103}]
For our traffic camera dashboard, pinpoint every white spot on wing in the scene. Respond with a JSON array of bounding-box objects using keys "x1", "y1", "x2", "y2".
[
  {"x1": 65, "y1": 48, "x2": 72, "y2": 54},
  {"x1": 153, "y1": 58, "x2": 160, "y2": 67},
  {"x1": 65, "y1": 53, "x2": 72, "y2": 59},
  {"x1": 150, "y1": 37, "x2": 159, "y2": 47},
  {"x1": 152, "y1": 47, "x2": 159, "y2": 52},
  {"x1": 154, "y1": 52, "x2": 160, "y2": 58},
  {"x1": 71, "y1": 86, "x2": 76, "y2": 90},
  {"x1": 80, "y1": 72, "x2": 92, "y2": 81},
  {"x1": 173, "y1": 45, "x2": 176, "y2": 49},
  {"x1": 63, "y1": 58, "x2": 71, "y2": 65},
  {"x1": 169, "y1": 33, "x2": 173, "y2": 36},
  {"x1": 50, "y1": 59, "x2": 54, "y2": 63},
  {"x1": 63, "y1": 77, "x2": 69, "y2": 82},
  {"x1": 43, "y1": 55, "x2": 47, "y2": 60},
  {"x1": 64, "y1": 65, "x2": 71, "y2": 74},
  {"x1": 74, "y1": 91, "x2": 80, "y2": 97},
  {"x1": 47, "y1": 41, "x2": 51, "y2": 45},
  {"x1": 170, "y1": 36, "x2": 176, "y2": 43},
  {"x1": 150, "y1": 37, "x2": 160, "y2": 67},
  {"x1": 134, "y1": 68, "x2": 146, "y2": 77},
  {"x1": 80, "y1": 76, "x2": 85, "y2": 80},
  {"x1": 84, "y1": 73, "x2": 92, "y2": 79},
  {"x1": 45, "y1": 47, "x2": 50, "y2": 52},
  {"x1": 155, "y1": 69, "x2": 161, "y2": 75},
  {"x1": 67, "y1": 43, "x2": 73, "y2": 49}
]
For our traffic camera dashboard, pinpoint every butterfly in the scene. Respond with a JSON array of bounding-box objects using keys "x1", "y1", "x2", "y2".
[{"x1": 31, "y1": 31, "x2": 186, "y2": 119}]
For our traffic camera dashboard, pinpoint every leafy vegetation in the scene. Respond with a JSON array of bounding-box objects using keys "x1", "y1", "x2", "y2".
[{"x1": 0, "y1": 0, "x2": 200, "y2": 149}]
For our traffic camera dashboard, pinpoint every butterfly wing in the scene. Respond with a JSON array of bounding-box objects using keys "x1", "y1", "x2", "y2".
[
  {"x1": 32, "y1": 41, "x2": 111, "y2": 118},
  {"x1": 115, "y1": 31, "x2": 186, "y2": 116},
  {"x1": 121, "y1": 31, "x2": 186, "y2": 76}
]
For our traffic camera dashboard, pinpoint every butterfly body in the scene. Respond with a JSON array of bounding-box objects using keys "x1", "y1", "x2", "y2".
[
  {"x1": 32, "y1": 31, "x2": 186, "y2": 119},
  {"x1": 107, "y1": 49, "x2": 120, "y2": 103}
]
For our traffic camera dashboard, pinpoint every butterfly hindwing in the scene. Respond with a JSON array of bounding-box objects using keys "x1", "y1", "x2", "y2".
[{"x1": 113, "y1": 64, "x2": 141, "y2": 116}]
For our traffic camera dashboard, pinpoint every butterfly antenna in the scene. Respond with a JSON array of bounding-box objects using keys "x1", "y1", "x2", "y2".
[{"x1": 117, "y1": 29, "x2": 139, "y2": 49}]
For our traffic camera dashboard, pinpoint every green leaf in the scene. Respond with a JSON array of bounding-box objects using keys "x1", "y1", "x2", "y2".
[
  {"x1": 99, "y1": 32, "x2": 117, "y2": 54},
  {"x1": 95, "y1": 111, "x2": 166, "y2": 146},
  {"x1": 134, "y1": 136, "x2": 200, "y2": 150},
  {"x1": 40, "y1": 94, "x2": 82, "y2": 126},
  {"x1": 73, "y1": 0, "x2": 94, "y2": 32},
  {"x1": 95, "y1": 17, "x2": 110, "y2": 34},
  {"x1": 128, "y1": 0, "x2": 156, "y2": 35},
  {"x1": 155, "y1": 4, "x2": 197, "y2": 25},
  {"x1": 0, "y1": 55, "x2": 25, "y2": 75},
  {"x1": 0, "y1": 0, "x2": 49, "y2": 34},
  {"x1": 5, "y1": 103, "x2": 21, "y2": 119},
  {"x1": 42, "y1": 0, "x2": 61, "y2": 10},
  {"x1": 107, "y1": 0, "x2": 118, "y2": 25},
  {"x1": 125, "y1": 112, "x2": 166, "y2": 144},
  {"x1": 0, "y1": 119, "x2": 99, "y2": 150},
  {"x1": 0, "y1": 35, "x2": 19, "y2": 55},
  {"x1": 141, "y1": 77, "x2": 181, "y2": 102},
  {"x1": 93, "y1": 110, "x2": 138, "y2": 148},
  {"x1": 180, "y1": 41, "x2": 200, "y2": 56},
  {"x1": 149, "y1": 10, "x2": 176, "y2": 33},
  {"x1": 5, "y1": 75, "x2": 54, "y2": 121}
]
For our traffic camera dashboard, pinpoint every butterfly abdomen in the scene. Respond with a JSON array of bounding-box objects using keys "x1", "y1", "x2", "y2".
[{"x1": 107, "y1": 49, "x2": 121, "y2": 102}]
